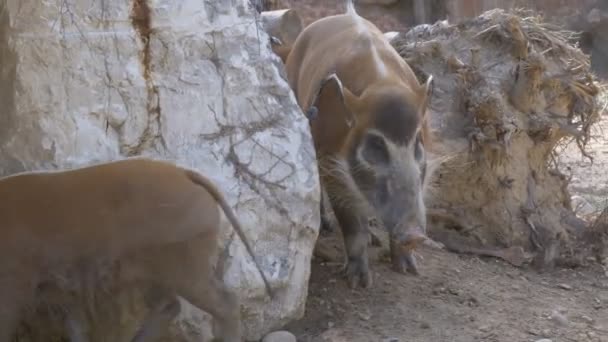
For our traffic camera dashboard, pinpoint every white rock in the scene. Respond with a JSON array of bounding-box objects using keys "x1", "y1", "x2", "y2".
[
  {"x1": 535, "y1": 339, "x2": 553, "y2": 342},
  {"x1": 1, "y1": 0, "x2": 319, "y2": 341},
  {"x1": 581, "y1": 315, "x2": 594, "y2": 324},
  {"x1": 262, "y1": 330, "x2": 297, "y2": 342},
  {"x1": 550, "y1": 310, "x2": 569, "y2": 326}
]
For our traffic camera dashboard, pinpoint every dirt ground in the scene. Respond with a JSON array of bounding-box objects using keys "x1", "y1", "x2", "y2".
[
  {"x1": 287, "y1": 242, "x2": 608, "y2": 342},
  {"x1": 284, "y1": 113, "x2": 608, "y2": 341}
]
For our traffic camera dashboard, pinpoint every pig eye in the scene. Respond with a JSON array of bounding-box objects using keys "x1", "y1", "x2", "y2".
[{"x1": 361, "y1": 133, "x2": 390, "y2": 166}]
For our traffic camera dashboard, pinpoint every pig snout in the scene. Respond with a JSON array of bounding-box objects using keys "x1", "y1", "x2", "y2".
[{"x1": 396, "y1": 226, "x2": 427, "y2": 251}]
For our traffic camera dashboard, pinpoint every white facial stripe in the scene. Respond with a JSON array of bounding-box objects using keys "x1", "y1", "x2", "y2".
[{"x1": 366, "y1": 128, "x2": 418, "y2": 156}]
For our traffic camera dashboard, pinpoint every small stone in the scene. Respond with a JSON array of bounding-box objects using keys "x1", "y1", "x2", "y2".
[
  {"x1": 587, "y1": 331, "x2": 597, "y2": 339},
  {"x1": 467, "y1": 296, "x2": 480, "y2": 307},
  {"x1": 593, "y1": 302, "x2": 602, "y2": 310},
  {"x1": 554, "y1": 306, "x2": 567, "y2": 314},
  {"x1": 558, "y1": 283, "x2": 572, "y2": 290},
  {"x1": 534, "y1": 339, "x2": 553, "y2": 342},
  {"x1": 550, "y1": 310, "x2": 568, "y2": 326},
  {"x1": 262, "y1": 330, "x2": 297, "y2": 342},
  {"x1": 328, "y1": 321, "x2": 334, "y2": 328},
  {"x1": 420, "y1": 321, "x2": 431, "y2": 329},
  {"x1": 358, "y1": 311, "x2": 371, "y2": 321},
  {"x1": 320, "y1": 328, "x2": 348, "y2": 342},
  {"x1": 581, "y1": 315, "x2": 594, "y2": 324},
  {"x1": 478, "y1": 325, "x2": 491, "y2": 332},
  {"x1": 448, "y1": 287, "x2": 461, "y2": 296},
  {"x1": 382, "y1": 338, "x2": 400, "y2": 342}
]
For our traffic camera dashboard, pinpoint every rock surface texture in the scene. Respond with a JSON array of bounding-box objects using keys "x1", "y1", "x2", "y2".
[
  {"x1": 0, "y1": 0, "x2": 319, "y2": 340},
  {"x1": 391, "y1": 9, "x2": 603, "y2": 269}
]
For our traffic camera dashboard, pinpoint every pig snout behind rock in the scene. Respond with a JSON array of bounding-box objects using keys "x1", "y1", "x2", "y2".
[
  {"x1": 389, "y1": 226, "x2": 428, "y2": 275},
  {"x1": 398, "y1": 226, "x2": 428, "y2": 251}
]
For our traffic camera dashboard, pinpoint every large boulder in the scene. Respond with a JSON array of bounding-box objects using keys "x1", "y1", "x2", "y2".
[
  {"x1": 0, "y1": 0, "x2": 319, "y2": 340},
  {"x1": 391, "y1": 9, "x2": 603, "y2": 268}
]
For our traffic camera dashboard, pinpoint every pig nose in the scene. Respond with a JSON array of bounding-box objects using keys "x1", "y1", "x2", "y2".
[{"x1": 396, "y1": 226, "x2": 427, "y2": 251}]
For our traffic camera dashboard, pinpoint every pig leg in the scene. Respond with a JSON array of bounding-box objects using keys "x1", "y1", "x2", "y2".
[
  {"x1": 65, "y1": 311, "x2": 90, "y2": 342},
  {"x1": 0, "y1": 294, "x2": 21, "y2": 342},
  {"x1": 130, "y1": 293, "x2": 181, "y2": 342},
  {"x1": 60, "y1": 299, "x2": 92, "y2": 342},
  {"x1": 36, "y1": 280, "x2": 91, "y2": 342},
  {"x1": 152, "y1": 236, "x2": 242, "y2": 342},
  {"x1": 319, "y1": 186, "x2": 336, "y2": 235},
  {"x1": 0, "y1": 277, "x2": 32, "y2": 342},
  {"x1": 321, "y1": 170, "x2": 374, "y2": 289},
  {"x1": 331, "y1": 201, "x2": 373, "y2": 289},
  {"x1": 178, "y1": 275, "x2": 241, "y2": 342},
  {"x1": 403, "y1": 251, "x2": 420, "y2": 275}
]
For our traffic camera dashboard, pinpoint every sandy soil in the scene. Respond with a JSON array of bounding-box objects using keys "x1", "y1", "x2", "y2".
[
  {"x1": 283, "y1": 113, "x2": 608, "y2": 342},
  {"x1": 286, "y1": 234, "x2": 608, "y2": 342}
]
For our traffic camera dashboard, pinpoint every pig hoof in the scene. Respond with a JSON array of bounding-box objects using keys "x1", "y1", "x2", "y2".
[
  {"x1": 345, "y1": 257, "x2": 372, "y2": 289},
  {"x1": 405, "y1": 251, "x2": 420, "y2": 275}
]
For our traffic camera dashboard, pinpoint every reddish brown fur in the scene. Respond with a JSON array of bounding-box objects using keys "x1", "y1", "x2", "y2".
[
  {"x1": 284, "y1": 1, "x2": 434, "y2": 288},
  {"x1": 285, "y1": 13, "x2": 433, "y2": 158},
  {"x1": 0, "y1": 158, "x2": 270, "y2": 341}
]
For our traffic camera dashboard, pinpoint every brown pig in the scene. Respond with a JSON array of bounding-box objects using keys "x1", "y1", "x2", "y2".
[
  {"x1": 285, "y1": 0, "x2": 435, "y2": 288},
  {"x1": 0, "y1": 157, "x2": 272, "y2": 341}
]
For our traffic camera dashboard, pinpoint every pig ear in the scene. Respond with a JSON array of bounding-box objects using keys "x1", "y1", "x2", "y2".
[
  {"x1": 418, "y1": 75, "x2": 434, "y2": 119},
  {"x1": 307, "y1": 73, "x2": 357, "y2": 128},
  {"x1": 306, "y1": 74, "x2": 358, "y2": 151},
  {"x1": 279, "y1": 9, "x2": 304, "y2": 47}
]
